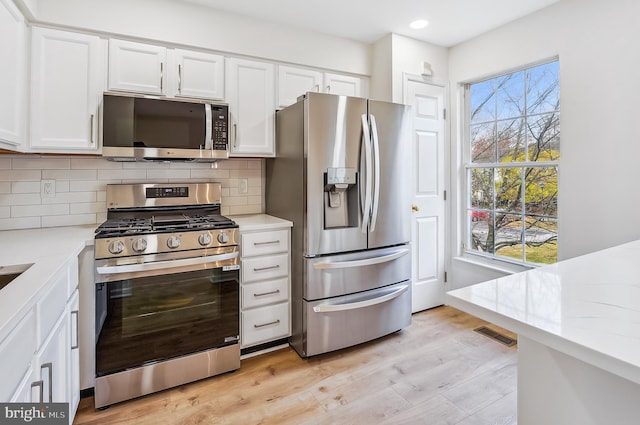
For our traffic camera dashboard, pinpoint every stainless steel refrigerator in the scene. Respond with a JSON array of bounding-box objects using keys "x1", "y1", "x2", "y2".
[{"x1": 266, "y1": 92, "x2": 412, "y2": 357}]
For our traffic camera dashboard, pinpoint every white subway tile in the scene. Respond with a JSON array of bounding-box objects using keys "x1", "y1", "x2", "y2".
[
  {"x1": 229, "y1": 169, "x2": 261, "y2": 178},
  {"x1": 42, "y1": 214, "x2": 97, "y2": 228},
  {"x1": 0, "y1": 217, "x2": 41, "y2": 231},
  {"x1": 11, "y1": 181, "x2": 40, "y2": 194},
  {"x1": 13, "y1": 157, "x2": 70, "y2": 170},
  {"x1": 0, "y1": 158, "x2": 10, "y2": 169},
  {"x1": 147, "y1": 169, "x2": 191, "y2": 180},
  {"x1": 0, "y1": 193, "x2": 41, "y2": 205},
  {"x1": 190, "y1": 169, "x2": 230, "y2": 179},
  {"x1": 247, "y1": 159, "x2": 263, "y2": 170},
  {"x1": 0, "y1": 170, "x2": 41, "y2": 181},
  {"x1": 71, "y1": 157, "x2": 123, "y2": 169},
  {"x1": 98, "y1": 169, "x2": 146, "y2": 180},
  {"x1": 169, "y1": 162, "x2": 210, "y2": 169},
  {"x1": 42, "y1": 191, "x2": 96, "y2": 204},
  {"x1": 96, "y1": 212, "x2": 107, "y2": 223},
  {"x1": 247, "y1": 195, "x2": 262, "y2": 205},
  {"x1": 69, "y1": 180, "x2": 111, "y2": 192},
  {"x1": 218, "y1": 159, "x2": 247, "y2": 170},
  {"x1": 96, "y1": 191, "x2": 106, "y2": 202},
  {"x1": 70, "y1": 202, "x2": 106, "y2": 214},
  {"x1": 56, "y1": 180, "x2": 70, "y2": 193},
  {"x1": 0, "y1": 182, "x2": 10, "y2": 193},
  {"x1": 42, "y1": 169, "x2": 97, "y2": 180},
  {"x1": 222, "y1": 196, "x2": 248, "y2": 206},
  {"x1": 12, "y1": 204, "x2": 69, "y2": 217},
  {"x1": 0, "y1": 207, "x2": 9, "y2": 218},
  {"x1": 228, "y1": 204, "x2": 262, "y2": 215}
]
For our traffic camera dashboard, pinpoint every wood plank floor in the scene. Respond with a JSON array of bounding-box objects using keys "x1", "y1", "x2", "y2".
[{"x1": 74, "y1": 306, "x2": 517, "y2": 425}]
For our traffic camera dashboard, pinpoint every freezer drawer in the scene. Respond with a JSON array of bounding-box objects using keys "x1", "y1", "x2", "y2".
[
  {"x1": 304, "y1": 245, "x2": 411, "y2": 300},
  {"x1": 299, "y1": 281, "x2": 411, "y2": 357}
]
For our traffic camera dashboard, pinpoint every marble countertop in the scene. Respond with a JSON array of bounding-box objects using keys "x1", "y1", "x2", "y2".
[
  {"x1": 447, "y1": 240, "x2": 640, "y2": 385},
  {"x1": 230, "y1": 214, "x2": 292, "y2": 231}
]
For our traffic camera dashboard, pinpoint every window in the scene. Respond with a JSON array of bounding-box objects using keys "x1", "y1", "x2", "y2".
[{"x1": 465, "y1": 60, "x2": 559, "y2": 265}]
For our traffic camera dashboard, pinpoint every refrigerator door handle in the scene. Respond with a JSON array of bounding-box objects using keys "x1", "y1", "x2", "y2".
[
  {"x1": 312, "y1": 248, "x2": 409, "y2": 269},
  {"x1": 313, "y1": 284, "x2": 409, "y2": 313},
  {"x1": 360, "y1": 114, "x2": 373, "y2": 233},
  {"x1": 369, "y1": 114, "x2": 381, "y2": 232}
]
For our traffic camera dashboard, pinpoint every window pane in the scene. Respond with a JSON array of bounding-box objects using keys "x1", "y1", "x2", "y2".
[
  {"x1": 497, "y1": 118, "x2": 526, "y2": 163},
  {"x1": 524, "y1": 217, "x2": 558, "y2": 264},
  {"x1": 525, "y1": 166, "x2": 558, "y2": 217},
  {"x1": 469, "y1": 211, "x2": 494, "y2": 254},
  {"x1": 526, "y1": 62, "x2": 560, "y2": 115},
  {"x1": 497, "y1": 71, "x2": 525, "y2": 120},
  {"x1": 470, "y1": 168, "x2": 494, "y2": 209},
  {"x1": 495, "y1": 214, "x2": 524, "y2": 259},
  {"x1": 528, "y1": 112, "x2": 560, "y2": 161},
  {"x1": 470, "y1": 79, "x2": 495, "y2": 124},
  {"x1": 470, "y1": 122, "x2": 495, "y2": 163},
  {"x1": 495, "y1": 167, "x2": 522, "y2": 213}
]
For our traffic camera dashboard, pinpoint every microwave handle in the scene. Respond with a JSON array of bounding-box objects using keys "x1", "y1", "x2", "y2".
[{"x1": 204, "y1": 104, "x2": 213, "y2": 150}]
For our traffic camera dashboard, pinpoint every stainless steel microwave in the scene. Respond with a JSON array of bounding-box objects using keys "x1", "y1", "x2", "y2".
[{"x1": 102, "y1": 92, "x2": 229, "y2": 162}]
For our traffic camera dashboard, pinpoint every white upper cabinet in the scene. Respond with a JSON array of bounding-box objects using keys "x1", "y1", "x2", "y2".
[
  {"x1": 30, "y1": 27, "x2": 104, "y2": 152},
  {"x1": 0, "y1": 0, "x2": 26, "y2": 149},
  {"x1": 226, "y1": 58, "x2": 275, "y2": 157},
  {"x1": 277, "y1": 65, "x2": 322, "y2": 108},
  {"x1": 277, "y1": 65, "x2": 368, "y2": 108},
  {"x1": 108, "y1": 39, "x2": 167, "y2": 95},
  {"x1": 173, "y1": 49, "x2": 224, "y2": 100}
]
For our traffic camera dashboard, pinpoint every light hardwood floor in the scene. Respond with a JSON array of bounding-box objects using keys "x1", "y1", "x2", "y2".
[{"x1": 74, "y1": 307, "x2": 517, "y2": 425}]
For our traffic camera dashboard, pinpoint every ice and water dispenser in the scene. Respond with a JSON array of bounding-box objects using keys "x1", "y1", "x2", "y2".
[{"x1": 324, "y1": 167, "x2": 358, "y2": 229}]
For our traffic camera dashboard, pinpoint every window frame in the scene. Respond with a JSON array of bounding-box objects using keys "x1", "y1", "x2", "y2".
[{"x1": 461, "y1": 58, "x2": 560, "y2": 267}]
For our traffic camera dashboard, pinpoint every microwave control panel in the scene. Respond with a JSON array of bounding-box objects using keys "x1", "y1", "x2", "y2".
[{"x1": 212, "y1": 106, "x2": 229, "y2": 151}]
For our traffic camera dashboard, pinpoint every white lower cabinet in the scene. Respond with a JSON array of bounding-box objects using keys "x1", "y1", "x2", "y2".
[{"x1": 240, "y1": 226, "x2": 291, "y2": 349}]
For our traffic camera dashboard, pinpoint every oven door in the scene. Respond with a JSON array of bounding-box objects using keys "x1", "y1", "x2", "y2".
[{"x1": 95, "y1": 250, "x2": 239, "y2": 377}]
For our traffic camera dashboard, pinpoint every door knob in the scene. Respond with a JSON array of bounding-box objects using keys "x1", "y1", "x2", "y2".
[{"x1": 412, "y1": 204, "x2": 419, "y2": 212}]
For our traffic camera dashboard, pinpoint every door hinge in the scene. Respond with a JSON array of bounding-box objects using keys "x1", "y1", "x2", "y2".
[
  {"x1": 443, "y1": 108, "x2": 447, "y2": 120},
  {"x1": 444, "y1": 271, "x2": 448, "y2": 283},
  {"x1": 443, "y1": 190, "x2": 447, "y2": 201}
]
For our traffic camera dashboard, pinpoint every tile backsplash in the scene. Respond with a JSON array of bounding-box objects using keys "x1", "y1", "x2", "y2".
[{"x1": 0, "y1": 155, "x2": 264, "y2": 231}]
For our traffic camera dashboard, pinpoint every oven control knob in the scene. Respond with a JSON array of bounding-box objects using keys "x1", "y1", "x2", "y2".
[
  {"x1": 132, "y1": 238, "x2": 147, "y2": 253},
  {"x1": 167, "y1": 236, "x2": 181, "y2": 249},
  {"x1": 217, "y1": 232, "x2": 230, "y2": 244},
  {"x1": 198, "y1": 233, "x2": 212, "y2": 246},
  {"x1": 108, "y1": 240, "x2": 125, "y2": 255}
]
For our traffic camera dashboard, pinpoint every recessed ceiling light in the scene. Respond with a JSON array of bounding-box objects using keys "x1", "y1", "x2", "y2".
[{"x1": 409, "y1": 19, "x2": 429, "y2": 30}]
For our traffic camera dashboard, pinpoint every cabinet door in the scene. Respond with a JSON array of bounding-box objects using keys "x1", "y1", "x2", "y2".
[
  {"x1": 67, "y1": 291, "x2": 80, "y2": 419},
  {"x1": 30, "y1": 27, "x2": 103, "y2": 151},
  {"x1": 174, "y1": 49, "x2": 224, "y2": 100},
  {"x1": 324, "y1": 73, "x2": 363, "y2": 97},
  {"x1": 226, "y1": 58, "x2": 275, "y2": 157},
  {"x1": 277, "y1": 65, "x2": 322, "y2": 108},
  {"x1": 109, "y1": 39, "x2": 166, "y2": 95},
  {"x1": 0, "y1": 0, "x2": 25, "y2": 148},
  {"x1": 34, "y1": 314, "x2": 68, "y2": 403}
]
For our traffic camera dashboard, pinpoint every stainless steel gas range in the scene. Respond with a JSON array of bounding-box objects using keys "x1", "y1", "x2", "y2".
[{"x1": 93, "y1": 182, "x2": 240, "y2": 408}]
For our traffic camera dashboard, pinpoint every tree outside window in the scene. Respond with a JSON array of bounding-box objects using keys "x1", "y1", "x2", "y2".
[{"x1": 466, "y1": 60, "x2": 559, "y2": 265}]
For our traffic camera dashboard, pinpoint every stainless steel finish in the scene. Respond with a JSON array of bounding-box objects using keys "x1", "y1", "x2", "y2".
[
  {"x1": 90, "y1": 114, "x2": 95, "y2": 144},
  {"x1": 71, "y1": 310, "x2": 79, "y2": 350},
  {"x1": 132, "y1": 238, "x2": 147, "y2": 252},
  {"x1": 253, "y1": 264, "x2": 280, "y2": 272},
  {"x1": 204, "y1": 104, "x2": 212, "y2": 150},
  {"x1": 312, "y1": 284, "x2": 408, "y2": 312},
  {"x1": 102, "y1": 146, "x2": 229, "y2": 162},
  {"x1": 178, "y1": 63, "x2": 182, "y2": 93},
  {"x1": 106, "y1": 182, "x2": 222, "y2": 209},
  {"x1": 303, "y1": 281, "x2": 411, "y2": 357},
  {"x1": 253, "y1": 240, "x2": 280, "y2": 246},
  {"x1": 254, "y1": 289, "x2": 280, "y2": 297},
  {"x1": 31, "y1": 381, "x2": 43, "y2": 403},
  {"x1": 233, "y1": 123, "x2": 237, "y2": 147},
  {"x1": 160, "y1": 62, "x2": 163, "y2": 91},
  {"x1": 254, "y1": 320, "x2": 280, "y2": 328},
  {"x1": 304, "y1": 246, "x2": 410, "y2": 300},
  {"x1": 41, "y1": 362, "x2": 52, "y2": 403},
  {"x1": 94, "y1": 344, "x2": 240, "y2": 408},
  {"x1": 198, "y1": 233, "x2": 212, "y2": 246},
  {"x1": 94, "y1": 246, "x2": 239, "y2": 283}
]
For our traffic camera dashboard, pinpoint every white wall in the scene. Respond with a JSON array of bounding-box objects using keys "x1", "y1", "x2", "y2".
[
  {"x1": 447, "y1": 0, "x2": 640, "y2": 289},
  {"x1": 28, "y1": 0, "x2": 372, "y2": 76}
]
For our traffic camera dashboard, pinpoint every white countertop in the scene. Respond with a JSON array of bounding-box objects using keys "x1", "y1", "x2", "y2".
[
  {"x1": 230, "y1": 214, "x2": 292, "y2": 231},
  {"x1": 447, "y1": 240, "x2": 640, "y2": 385}
]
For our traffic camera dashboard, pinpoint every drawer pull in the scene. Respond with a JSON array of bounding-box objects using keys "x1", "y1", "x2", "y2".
[
  {"x1": 253, "y1": 240, "x2": 280, "y2": 246},
  {"x1": 31, "y1": 380, "x2": 44, "y2": 403},
  {"x1": 254, "y1": 289, "x2": 281, "y2": 297},
  {"x1": 253, "y1": 265, "x2": 280, "y2": 272},
  {"x1": 41, "y1": 362, "x2": 53, "y2": 403},
  {"x1": 254, "y1": 319, "x2": 280, "y2": 328}
]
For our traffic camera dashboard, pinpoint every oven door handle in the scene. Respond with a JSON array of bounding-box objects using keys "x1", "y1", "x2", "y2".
[{"x1": 96, "y1": 251, "x2": 239, "y2": 275}]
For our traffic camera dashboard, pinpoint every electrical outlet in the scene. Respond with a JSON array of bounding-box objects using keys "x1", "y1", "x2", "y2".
[
  {"x1": 41, "y1": 180, "x2": 56, "y2": 198},
  {"x1": 239, "y1": 178, "x2": 248, "y2": 194}
]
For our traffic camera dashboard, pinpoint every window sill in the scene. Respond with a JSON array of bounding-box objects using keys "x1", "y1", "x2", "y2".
[{"x1": 453, "y1": 254, "x2": 534, "y2": 275}]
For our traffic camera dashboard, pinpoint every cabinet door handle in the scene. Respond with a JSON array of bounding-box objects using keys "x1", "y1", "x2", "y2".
[
  {"x1": 326, "y1": 85, "x2": 331, "y2": 93},
  {"x1": 31, "y1": 380, "x2": 44, "y2": 403},
  {"x1": 254, "y1": 289, "x2": 280, "y2": 297},
  {"x1": 90, "y1": 114, "x2": 95, "y2": 144},
  {"x1": 41, "y1": 362, "x2": 53, "y2": 403},
  {"x1": 178, "y1": 64, "x2": 182, "y2": 93},
  {"x1": 71, "y1": 310, "x2": 79, "y2": 350},
  {"x1": 254, "y1": 319, "x2": 280, "y2": 328},
  {"x1": 160, "y1": 62, "x2": 164, "y2": 92},
  {"x1": 314, "y1": 84, "x2": 319, "y2": 92},
  {"x1": 253, "y1": 240, "x2": 280, "y2": 246},
  {"x1": 233, "y1": 123, "x2": 237, "y2": 147},
  {"x1": 253, "y1": 264, "x2": 280, "y2": 272}
]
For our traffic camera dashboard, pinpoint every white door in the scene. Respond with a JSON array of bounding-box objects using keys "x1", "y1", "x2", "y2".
[{"x1": 404, "y1": 77, "x2": 446, "y2": 313}]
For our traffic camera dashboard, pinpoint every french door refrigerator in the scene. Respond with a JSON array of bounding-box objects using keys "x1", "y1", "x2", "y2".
[{"x1": 266, "y1": 92, "x2": 412, "y2": 357}]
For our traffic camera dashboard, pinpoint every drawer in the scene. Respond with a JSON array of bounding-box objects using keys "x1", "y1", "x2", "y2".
[
  {"x1": 37, "y1": 266, "x2": 68, "y2": 346},
  {"x1": 242, "y1": 278, "x2": 289, "y2": 309},
  {"x1": 242, "y1": 229, "x2": 289, "y2": 257},
  {"x1": 241, "y1": 303, "x2": 290, "y2": 347},
  {"x1": 242, "y1": 253, "x2": 288, "y2": 283},
  {"x1": 0, "y1": 309, "x2": 36, "y2": 401}
]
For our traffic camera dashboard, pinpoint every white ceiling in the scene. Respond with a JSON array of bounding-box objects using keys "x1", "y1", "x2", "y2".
[{"x1": 183, "y1": 0, "x2": 560, "y2": 47}]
